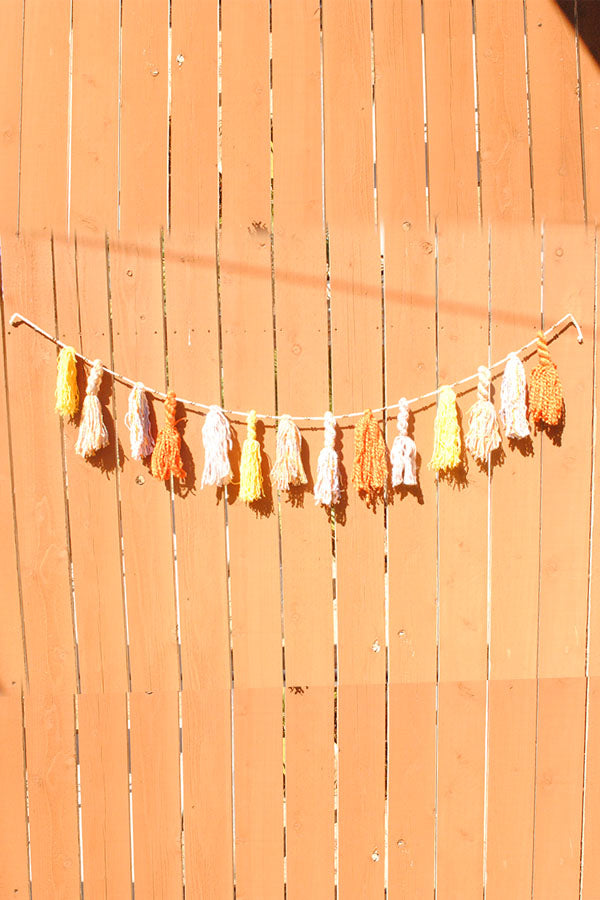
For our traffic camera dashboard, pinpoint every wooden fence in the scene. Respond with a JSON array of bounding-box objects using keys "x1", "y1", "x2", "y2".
[{"x1": 1, "y1": 1, "x2": 600, "y2": 897}]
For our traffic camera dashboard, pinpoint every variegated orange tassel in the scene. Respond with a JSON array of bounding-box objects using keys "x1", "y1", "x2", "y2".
[
  {"x1": 151, "y1": 390, "x2": 186, "y2": 481},
  {"x1": 352, "y1": 409, "x2": 388, "y2": 498},
  {"x1": 529, "y1": 330, "x2": 563, "y2": 427}
]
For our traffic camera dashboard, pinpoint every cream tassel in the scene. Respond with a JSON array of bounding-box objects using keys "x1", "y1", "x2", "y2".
[
  {"x1": 499, "y1": 353, "x2": 530, "y2": 439},
  {"x1": 75, "y1": 360, "x2": 109, "y2": 459},
  {"x1": 201, "y1": 405, "x2": 232, "y2": 488},
  {"x1": 465, "y1": 366, "x2": 501, "y2": 464},
  {"x1": 314, "y1": 411, "x2": 341, "y2": 507},
  {"x1": 124, "y1": 382, "x2": 155, "y2": 460},
  {"x1": 391, "y1": 398, "x2": 417, "y2": 486},
  {"x1": 270, "y1": 415, "x2": 307, "y2": 492}
]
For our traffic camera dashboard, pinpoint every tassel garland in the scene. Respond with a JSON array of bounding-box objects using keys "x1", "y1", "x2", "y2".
[
  {"x1": 499, "y1": 353, "x2": 530, "y2": 439},
  {"x1": 529, "y1": 330, "x2": 563, "y2": 427},
  {"x1": 391, "y1": 398, "x2": 417, "y2": 486},
  {"x1": 239, "y1": 410, "x2": 264, "y2": 503},
  {"x1": 465, "y1": 366, "x2": 502, "y2": 464},
  {"x1": 55, "y1": 346, "x2": 79, "y2": 418},
  {"x1": 429, "y1": 386, "x2": 462, "y2": 473},
  {"x1": 352, "y1": 409, "x2": 388, "y2": 497},
  {"x1": 314, "y1": 411, "x2": 341, "y2": 507},
  {"x1": 271, "y1": 415, "x2": 307, "y2": 491},
  {"x1": 201, "y1": 405, "x2": 233, "y2": 488},
  {"x1": 125, "y1": 382, "x2": 155, "y2": 460},
  {"x1": 151, "y1": 390, "x2": 185, "y2": 481},
  {"x1": 75, "y1": 360, "x2": 108, "y2": 459}
]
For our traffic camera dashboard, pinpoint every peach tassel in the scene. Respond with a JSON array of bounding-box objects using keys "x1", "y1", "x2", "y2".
[
  {"x1": 352, "y1": 409, "x2": 388, "y2": 498},
  {"x1": 529, "y1": 330, "x2": 563, "y2": 427},
  {"x1": 151, "y1": 390, "x2": 186, "y2": 481}
]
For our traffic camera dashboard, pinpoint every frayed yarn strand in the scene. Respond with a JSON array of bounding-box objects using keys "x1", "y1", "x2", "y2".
[
  {"x1": 500, "y1": 353, "x2": 530, "y2": 439},
  {"x1": 391, "y1": 398, "x2": 417, "y2": 486},
  {"x1": 465, "y1": 366, "x2": 502, "y2": 464},
  {"x1": 75, "y1": 360, "x2": 108, "y2": 459},
  {"x1": 201, "y1": 405, "x2": 233, "y2": 488},
  {"x1": 529, "y1": 330, "x2": 563, "y2": 427},
  {"x1": 314, "y1": 411, "x2": 341, "y2": 507},
  {"x1": 429, "y1": 386, "x2": 462, "y2": 473},
  {"x1": 239, "y1": 410, "x2": 264, "y2": 503},
  {"x1": 125, "y1": 382, "x2": 155, "y2": 460},
  {"x1": 352, "y1": 410, "x2": 388, "y2": 498},
  {"x1": 151, "y1": 390, "x2": 185, "y2": 481},
  {"x1": 271, "y1": 415, "x2": 307, "y2": 492},
  {"x1": 55, "y1": 346, "x2": 79, "y2": 418}
]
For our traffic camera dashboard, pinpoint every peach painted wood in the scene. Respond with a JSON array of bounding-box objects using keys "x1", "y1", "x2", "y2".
[
  {"x1": 486, "y1": 225, "x2": 541, "y2": 899},
  {"x1": 532, "y1": 225, "x2": 594, "y2": 898},
  {"x1": 423, "y1": 0, "x2": 479, "y2": 222},
  {"x1": 526, "y1": 0, "x2": 585, "y2": 223},
  {"x1": 77, "y1": 693, "x2": 132, "y2": 899},
  {"x1": 435, "y1": 224, "x2": 489, "y2": 899},
  {"x1": 582, "y1": 679, "x2": 600, "y2": 898},
  {"x1": 0, "y1": 696, "x2": 29, "y2": 896},
  {"x1": 475, "y1": 0, "x2": 533, "y2": 222},
  {"x1": 578, "y1": 2, "x2": 600, "y2": 224},
  {"x1": 220, "y1": 1, "x2": 284, "y2": 895},
  {"x1": 19, "y1": 0, "x2": 70, "y2": 233},
  {"x1": 0, "y1": 0, "x2": 24, "y2": 232},
  {"x1": 272, "y1": 1, "x2": 334, "y2": 895},
  {"x1": 322, "y1": 1, "x2": 386, "y2": 894}
]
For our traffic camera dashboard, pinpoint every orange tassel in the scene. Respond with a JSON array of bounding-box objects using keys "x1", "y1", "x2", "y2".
[
  {"x1": 529, "y1": 330, "x2": 563, "y2": 427},
  {"x1": 151, "y1": 390, "x2": 186, "y2": 481},
  {"x1": 352, "y1": 409, "x2": 388, "y2": 498}
]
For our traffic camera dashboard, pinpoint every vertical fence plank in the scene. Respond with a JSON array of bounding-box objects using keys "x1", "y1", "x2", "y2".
[
  {"x1": 526, "y1": 0, "x2": 585, "y2": 223},
  {"x1": 423, "y1": 0, "x2": 479, "y2": 222},
  {"x1": 0, "y1": 697, "x2": 29, "y2": 896},
  {"x1": 322, "y1": 1, "x2": 386, "y2": 894},
  {"x1": 474, "y1": 0, "x2": 532, "y2": 222},
  {"x1": 19, "y1": 0, "x2": 71, "y2": 232},
  {"x1": 435, "y1": 224, "x2": 488, "y2": 899},
  {"x1": 578, "y1": 2, "x2": 600, "y2": 224},
  {"x1": 220, "y1": 1, "x2": 284, "y2": 895},
  {"x1": 271, "y1": 1, "x2": 334, "y2": 896},
  {"x1": 0, "y1": 0, "x2": 24, "y2": 231},
  {"x1": 486, "y1": 224, "x2": 541, "y2": 899},
  {"x1": 167, "y1": 1, "x2": 234, "y2": 894},
  {"x1": 532, "y1": 223, "x2": 593, "y2": 898}
]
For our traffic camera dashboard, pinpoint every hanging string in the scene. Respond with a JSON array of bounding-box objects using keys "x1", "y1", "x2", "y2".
[{"x1": 10, "y1": 311, "x2": 583, "y2": 422}]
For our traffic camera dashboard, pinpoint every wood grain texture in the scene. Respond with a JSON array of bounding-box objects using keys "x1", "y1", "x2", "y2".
[
  {"x1": 0, "y1": 696, "x2": 29, "y2": 897},
  {"x1": 322, "y1": 1, "x2": 386, "y2": 894},
  {"x1": 0, "y1": 0, "x2": 24, "y2": 232},
  {"x1": 526, "y1": 0, "x2": 585, "y2": 223},
  {"x1": 578, "y1": 1, "x2": 600, "y2": 224},
  {"x1": 475, "y1": 0, "x2": 533, "y2": 222},
  {"x1": 220, "y1": 1, "x2": 284, "y2": 895},
  {"x1": 435, "y1": 224, "x2": 489, "y2": 899},
  {"x1": 486, "y1": 225, "x2": 541, "y2": 899}
]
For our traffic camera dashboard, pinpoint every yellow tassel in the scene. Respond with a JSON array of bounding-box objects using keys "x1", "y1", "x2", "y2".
[
  {"x1": 428, "y1": 385, "x2": 462, "y2": 473},
  {"x1": 55, "y1": 346, "x2": 79, "y2": 418},
  {"x1": 239, "y1": 410, "x2": 264, "y2": 503}
]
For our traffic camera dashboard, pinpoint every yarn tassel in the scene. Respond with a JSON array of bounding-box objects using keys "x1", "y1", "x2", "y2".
[
  {"x1": 529, "y1": 330, "x2": 563, "y2": 427},
  {"x1": 465, "y1": 366, "x2": 502, "y2": 464},
  {"x1": 270, "y1": 415, "x2": 307, "y2": 492},
  {"x1": 391, "y1": 398, "x2": 417, "y2": 486},
  {"x1": 55, "y1": 346, "x2": 79, "y2": 418},
  {"x1": 239, "y1": 410, "x2": 264, "y2": 503},
  {"x1": 151, "y1": 390, "x2": 186, "y2": 481},
  {"x1": 428, "y1": 386, "x2": 462, "y2": 473},
  {"x1": 74, "y1": 360, "x2": 109, "y2": 459},
  {"x1": 352, "y1": 409, "x2": 388, "y2": 498},
  {"x1": 125, "y1": 382, "x2": 155, "y2": 460},
  {"x1": 499, "y1": 352, "x2": 530, "y2": 439},
  {"x1": 201, "y1": 405, "x2": 233, "y2": 488},
  {"x1": 314, "y1": 411, "x2": 341, "y2": 507}
]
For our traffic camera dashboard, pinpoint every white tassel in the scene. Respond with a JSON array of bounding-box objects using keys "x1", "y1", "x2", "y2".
[
  {"x1": 314, "y1": 411, "x2": 341, "y2": 507},
  {"x1": 391, "y1": 398, "x2": 417, "y2": 486},
  {"x1": 270, "y1": 415, "x2": 307, "y2": 492},
  {"x1": 201, "y1": 405, "x2": 233, "y2": 488},
  {"x1": 75, "y1": 360, "x2": 109, "y2": 459},
  {"x1": 500, "y1": 352, "x2": 530, "y2": 439},
  {"x1": 125, "y1": 382, "x2": 155, "y2": 460}
]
